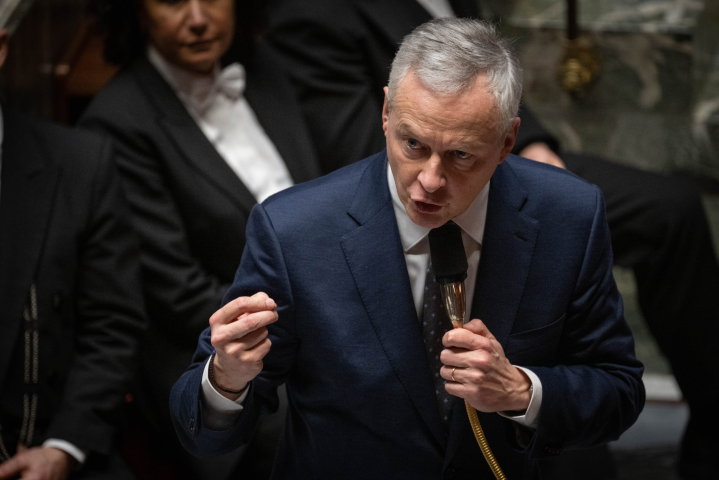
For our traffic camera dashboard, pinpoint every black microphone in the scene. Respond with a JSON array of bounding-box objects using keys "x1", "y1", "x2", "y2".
[{"x1": 428, "y1": 221, "x2": 467, "y2": 329}]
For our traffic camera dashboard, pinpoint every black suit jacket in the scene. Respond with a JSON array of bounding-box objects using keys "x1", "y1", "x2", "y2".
[
  {"x1": 78, "y1": 42, "x2": 322, "y2": 439},
  {"x1": 0, "y1": 109, "x2": 145, "y2": 472},
  {"x1": 267, "y1": 0, "x2": 559, "y2": 173}
]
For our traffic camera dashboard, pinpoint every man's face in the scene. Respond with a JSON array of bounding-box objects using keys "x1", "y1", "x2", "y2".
[
  {"x1": 142, "y1": 0, "x2": 235, "y2": 75},
  {"x1": 383, "y1": 72, "x2": 519, "y2": 229}
]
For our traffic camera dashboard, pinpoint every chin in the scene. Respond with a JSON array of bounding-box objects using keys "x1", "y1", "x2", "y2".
[{"x1": 407, "y1": 210, "x2": 448, "y2": 229}]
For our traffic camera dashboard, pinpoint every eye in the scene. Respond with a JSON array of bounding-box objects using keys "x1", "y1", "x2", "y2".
[
  {"x1": 407, "y1": 138, "x2": 420, "y2": 149},
  {"x1": 455, "y1": 150, "x2": 468, "y2": 159}
]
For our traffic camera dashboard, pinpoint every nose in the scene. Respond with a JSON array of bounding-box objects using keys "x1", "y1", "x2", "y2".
[
  {"x1": 417, "y1": 154, "x2": 446, "y2": 193},
  {"x1": 187, "y1": 0, "x2": 208, "y2": 35}
]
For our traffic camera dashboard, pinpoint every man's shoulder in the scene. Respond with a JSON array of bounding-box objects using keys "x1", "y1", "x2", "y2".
[
  {"x1": 261, "y1": 152, "x2": 382, "y2": 227},
  {"x1": 268, "y1": 153, "x2": 376, "y2": 204},
  {"x1": 505, "y1": 155, "x2": 604, "y2": 228},
  {"x1": 504, "y1": 155, "x2": 601, "y2": 215}
]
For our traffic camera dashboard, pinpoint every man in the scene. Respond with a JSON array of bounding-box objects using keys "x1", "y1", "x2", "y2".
[
  {"x1": 171, "y1": 19, "x2": 644, "y2": 479},
  {"x1": 267, "y1": 1, "x2": 719, "y2": 477},
  {"x1": 0, "y1": 21, "x2": 145, "y2": 480}
]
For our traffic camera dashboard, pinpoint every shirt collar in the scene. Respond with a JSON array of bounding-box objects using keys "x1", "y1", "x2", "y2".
[
  {"x1": 387, "y1": 162, "x2": 489, "y2": 253},
  {"x1": 147, "y1": 45, "x2": 221, "y2": 108}
]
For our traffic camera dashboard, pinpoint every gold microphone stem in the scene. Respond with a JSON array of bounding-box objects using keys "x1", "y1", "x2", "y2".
[
  {"x1": 439, "y1": 282, "x2": 465, "y2": 329},
  {"x1": 440, "y1": 281, "x2": 507, "y2": 480}
]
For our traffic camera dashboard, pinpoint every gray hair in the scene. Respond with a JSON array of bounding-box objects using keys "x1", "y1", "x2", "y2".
[{"x1": 388, "y1": 18, "x2": 523, "y2": 136}]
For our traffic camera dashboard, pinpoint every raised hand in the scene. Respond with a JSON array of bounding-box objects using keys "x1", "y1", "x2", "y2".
[{"x1": 209, "y1": 292, "x2": 279, "y2": 400}]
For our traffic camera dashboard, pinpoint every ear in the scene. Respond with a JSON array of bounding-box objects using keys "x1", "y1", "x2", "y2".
[
  {"x1": 382, "y1": 86, "x2": 390, "y2": 137},
  {"x1": 0, "y1": 30, "x2": 9, "y2": 70},
  {"x1": 498, "y1": 116, "x2": 521, "y2": 164}
]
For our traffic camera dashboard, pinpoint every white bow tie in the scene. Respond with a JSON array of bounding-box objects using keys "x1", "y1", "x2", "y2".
[
  {"x1": 187, "y1": 63, "x2": 246, "y2": 114},
  {"x1": 215, "y1": 63, "x2": 246, "y2": 101}
]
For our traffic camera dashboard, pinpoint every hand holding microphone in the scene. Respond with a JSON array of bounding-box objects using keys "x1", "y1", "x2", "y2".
[
  {"x1": 440, "y1": 320, "x2": 532, "y2": 413},
  {"x1": 429, "y1": 222, "x2": 531, "y2": 414}
]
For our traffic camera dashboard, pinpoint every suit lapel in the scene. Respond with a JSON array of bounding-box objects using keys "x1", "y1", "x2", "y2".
[
  {"x1": 131, "y1": 58, "x2": 258, "y2": 216},
  {"x1": 445, "y1": 159, "x2": 539, "y2": 462},
  {"x1": 244, "y1": 43, "x2": 321, "y2": 182},
  {"x1": 470, "y1": 161, "x2": 538, "y2": 347},
  {"x1": 340, "y1": 153, "x2": 447, "y2": 448},
  {"x1": 0, "y1": 111, "x2": 60, "y2": 388}
]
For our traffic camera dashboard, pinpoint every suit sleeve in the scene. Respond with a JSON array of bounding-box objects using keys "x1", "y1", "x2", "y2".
[
  {"x1": 171, "y1": 203, "x2": 298, "y2": 457},
  {"x1": 79, "y1": 115, "x2": 230, "y2": 343},
  {"x1": 521, "y1": 186, "x2": 645, "y2": 458},
  {"x1": 267, "y1": 1, "x2": 387, "y2": 173},
  {"x1": 43, "y1": 139, "x2": 146, "y2": 455}
]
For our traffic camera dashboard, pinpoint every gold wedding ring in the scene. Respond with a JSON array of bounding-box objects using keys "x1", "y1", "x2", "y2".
[{"x1": 451, "y1": 367, "x2": 456, "y2": 382}]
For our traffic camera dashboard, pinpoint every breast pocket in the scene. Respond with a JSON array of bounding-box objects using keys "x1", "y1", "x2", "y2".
[{"x1": 504, "y1": 313, "x2": 566, "y2": 366}]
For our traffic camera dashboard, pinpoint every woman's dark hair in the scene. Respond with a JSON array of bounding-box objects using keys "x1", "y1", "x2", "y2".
[{"x1": 88, "y1": 0, "x2": 270, "y2": 66}]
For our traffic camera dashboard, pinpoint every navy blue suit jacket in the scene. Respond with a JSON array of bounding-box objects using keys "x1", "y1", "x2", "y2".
[{"x1": 170, "y1": 152, "x2": 644, "y2": 479}]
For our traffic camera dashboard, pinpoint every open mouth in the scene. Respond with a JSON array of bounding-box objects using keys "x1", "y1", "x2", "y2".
[{"x1": 414, "y1": 200, "x2": 442, "y2": 214}]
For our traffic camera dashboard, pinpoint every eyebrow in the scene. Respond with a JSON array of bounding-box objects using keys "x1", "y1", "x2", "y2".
[{"x1": 396, "y1": 122, "x2": 490, "y2": 152}]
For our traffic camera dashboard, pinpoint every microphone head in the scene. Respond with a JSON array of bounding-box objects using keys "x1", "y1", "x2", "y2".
[{"x1": 428, "y1": 221, "x2": 468, "y2": 285}]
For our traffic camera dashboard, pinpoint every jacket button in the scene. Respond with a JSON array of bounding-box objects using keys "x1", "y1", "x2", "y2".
[
  {"x1": 53, "y1": 293, "x2": 63, "y2": 310},
  {"x1": 189, "y1": 418, "x2": 196, "y2": 435},
  {"x1": 444, "y1": 465, "x2": 455, "y2": 479}
]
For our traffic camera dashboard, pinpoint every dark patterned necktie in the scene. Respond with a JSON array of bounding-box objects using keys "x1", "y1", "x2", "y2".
[{"x1": 422, "y1": 260, "x2": 455, "y2": 431}]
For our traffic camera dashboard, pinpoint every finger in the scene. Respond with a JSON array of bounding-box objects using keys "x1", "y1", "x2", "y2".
[
  {"x1": 212, "y1": 310, "x2": 278, "y2": 346},
  {"x1": 232, "y1": 325, "x2": 270, "y2": 351},
  {"x1": 462, "y1": 319, "x2": 496, "y2": 340},
  {"x1": 439, "y1": 347, "x2": 474, "y2": 369},
  {"x1": 0, "y1": 455, "x2": 25, "y2": 479},
  {"x1": 442, "y1": 327, "x2": 492, "y2": 351},
  {"x1": 232, "y1": 337, "x2": 272, "y2": 364},
  {"x1": 444, "y1": 380, "x2": 470, "y2": 401},
  {"x1": 440, "y1": 364, "x2": 464, "y2": 384},
  {"x1": 210, "y1": 293, "x2": 276, "y2": 327}
]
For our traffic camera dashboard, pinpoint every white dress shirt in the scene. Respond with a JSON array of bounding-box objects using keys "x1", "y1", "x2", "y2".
[
  {"x1": 148, "y1": 46, "x2": 294, "y2": 203},
  {"x1": 0, "y1": 106, "x2": 86, "y2": 465},
  {"x1": 200, "y1": 163, "x2": 543, "y2": 432}
]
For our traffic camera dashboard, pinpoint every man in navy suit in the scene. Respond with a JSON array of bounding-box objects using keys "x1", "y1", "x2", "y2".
[{"x1": 171, "y1": 19, "x2": 644, "y2": 479}]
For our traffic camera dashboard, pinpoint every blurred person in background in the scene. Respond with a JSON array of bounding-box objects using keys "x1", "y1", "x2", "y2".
[
  {"x1": 80, "y1": 0, "x2": 321, "y2": 478},
  {"x1": 266, "y1": 0, "x2": 719, "y2": 478},
  {"x1": 0, "y1": 11, "x2": 145, "y2": 480}
]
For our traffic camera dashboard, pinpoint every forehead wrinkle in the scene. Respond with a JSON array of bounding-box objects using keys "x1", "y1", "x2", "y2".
[
  {"x1": 393, "y1": 72, "x2": 503, "y2": 142},
  {"x1": 395, "y1": 108, "x2": 497, "y2": 152}
]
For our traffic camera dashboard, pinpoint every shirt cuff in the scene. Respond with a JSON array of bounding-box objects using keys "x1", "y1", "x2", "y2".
[
  {"x1": 497, "y1": 366, "x2": 542, "y2": 429},
  {"x1": 42, "y1": 439, "x2": 86, "y2": 465},
  {"x1": 200, "y1": 357, "x2": 248, "y2": 431}
]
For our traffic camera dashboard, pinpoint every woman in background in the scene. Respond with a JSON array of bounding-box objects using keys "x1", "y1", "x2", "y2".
[{"x1": 81, "y1": 1, "x2": 321, "y2": 478}]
